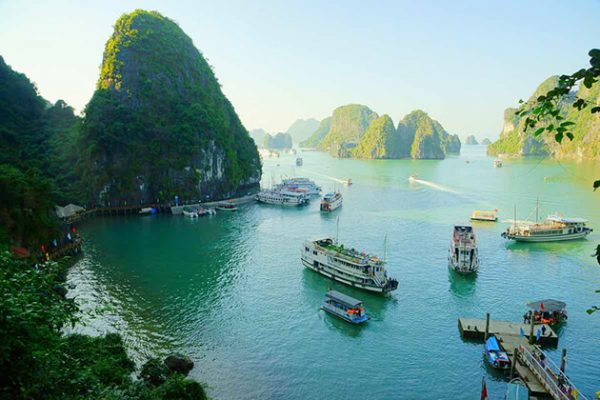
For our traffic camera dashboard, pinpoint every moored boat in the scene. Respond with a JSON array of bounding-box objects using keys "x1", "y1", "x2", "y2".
[
  {"x1": 485, "y1": 334, "x2": 511, "y2": 370},
  {"x1": 216, "y1": 203, "x2": 237, "y2": 212},
  {"x1": 255, "y1": 188, "x2": 308, "y2": 206},
  {"x1": 139, "y1": 207, "x2": 156, "y2": 215},
  {"x1": 278, "y1": 177, "x2": 321, "y2": 196},
  {"x1": 471, "y1": 209, "x2": 498, "y2": 222},
  {"x1": 320, "y1": 290, "x2": 369, "y2": 324},
  {"x1": 296, "y1": 157, "x2": 303, "y2": 166},
  {"x1": 198, "y1": 207, "x2": 216, "y2": 216},
  {"x1": 301, "y1": 237, "x2": 398, "y2": 294},
  {"x1": 448, "y1": 225, "x2": 479, "y2": 274},
  {"x1": 182, "y1": 206, "x2": 198, "y2": 218},
  {"x1": 502, "y1": 215, "x2": 592, "y2": 242},
  {"x1": 320, "y1": 192, "x2": 343, "y2": 212},
  {"x1": 523, "y1": 299, "x2": 567, "y2": 325}
]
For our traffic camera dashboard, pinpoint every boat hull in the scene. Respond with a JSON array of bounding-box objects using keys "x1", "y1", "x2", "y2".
[
  {"x1": 302, "y1": 258, "x2": 391, "y2": 293},
  {"x1": 256, "y1": 197, "x2": 305, "y2": 207},
  {"x1": 502, "y1": 230, "x2": 591, "y2": 242},
  {"x1": 320, "y1": 304, "x2": 369, "y2": 324}
]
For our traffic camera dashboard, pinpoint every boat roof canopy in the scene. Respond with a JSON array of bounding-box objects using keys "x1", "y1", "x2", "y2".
[
  {"x1": 326, "y1": 290, "x2": 363, "y2": 308},
  {"x1": 527, "y1": 299, "x2": 566, "y2": 312},
  {"x1": 485, "y1": 336, "x2": 501, "y2": 352},
  {"x1": 547, "y1": 215, "x2": 587, "y2": 224}
]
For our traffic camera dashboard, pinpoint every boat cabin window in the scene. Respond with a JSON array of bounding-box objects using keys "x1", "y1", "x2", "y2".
[
  {"x1": 305, "y1": 247, "x2": 310, "y2": 252},
  {"x1": 313, "y1": 251, "x2": 318, "y2": 255}
]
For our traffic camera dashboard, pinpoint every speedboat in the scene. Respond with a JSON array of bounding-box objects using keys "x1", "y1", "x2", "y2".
[{"x1": 408, "y1": 174, "x2": 417, "y2": 182}]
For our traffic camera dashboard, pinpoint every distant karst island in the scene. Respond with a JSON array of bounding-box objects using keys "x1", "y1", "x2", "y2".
[{"x1": 300, "y1": 105, "x2": 461, "y2": 160}]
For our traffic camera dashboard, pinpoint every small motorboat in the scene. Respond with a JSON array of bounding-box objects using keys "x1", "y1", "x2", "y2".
[
  {"x1": 485, "y1": 335, "x2": 511, "y2": 370},
  {"x1": 182, "y1": 206, "x2": 198, "y2": 218},
  {"x1": 216, "y1": 203, "x2": 238, "y2": 212},
  {"x1": 197, "y1": 207, "x2": 216, "y2": 216},
  {"x1": 341, "y1": 177, "x2": 352, "y2": 186},
  {"x1": 139, "y1": 207, "x2": 156, "y2": 215},
  {"x1": 320, "y1": 290, "x2": 370, "y2": 324},
  {"x1": 408, "y1": 174, "x2": 417, "y2": 182},
  {"x1": 524, "y1": 299, "x2": 567, "y2": 325},
  {"x1": 494, "y1": 159, "x2": 503, "y2": 168},
  {"x1": 471, "y1": 209, "x2": 498, "y2": 222}
]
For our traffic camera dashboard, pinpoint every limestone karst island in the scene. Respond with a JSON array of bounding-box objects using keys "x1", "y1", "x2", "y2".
[{"x1": 1, "y1": 3, "x2": 599, "y2": 400}]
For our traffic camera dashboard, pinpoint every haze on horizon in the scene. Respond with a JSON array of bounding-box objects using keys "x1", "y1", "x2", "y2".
[{"x1": 1, "y1": 0, "x2": 599, "y2": 140}]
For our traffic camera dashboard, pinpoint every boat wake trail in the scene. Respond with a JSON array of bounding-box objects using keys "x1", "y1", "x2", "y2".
[
  {"x1": 409, "y1": 178, "x2": 459, "y2": 194},
  {"x1": 303, "y1": 169, "x2": 346, "y2": 184}
]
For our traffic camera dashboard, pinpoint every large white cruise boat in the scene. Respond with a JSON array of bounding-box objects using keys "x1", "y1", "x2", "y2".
[
  {"x1": 278, "y1": 178, "x2": 321, "y2": 196},
  {"x1": 502, "y1": 215, "x2": 592, "y2": 242},
  {"x1": 255, "y1": 188, "x2": 308, "y2": 206},
  {"x1": 301, "y1": 237, "x2": 398, "y2": 293},
  {"x1": 448, "y1": 226, "x2": 479, "y2": 274},
  {"x1": 320, "y1": 192, "x2": 343, "y2": 212}
]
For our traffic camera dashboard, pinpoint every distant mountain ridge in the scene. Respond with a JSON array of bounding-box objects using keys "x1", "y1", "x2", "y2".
[
  {"x1": 285, "y1": 118, "x2": 320, "y2": 143},
  {"x1": 301, "y1": 105, "x2": 460, "y2": 159}
]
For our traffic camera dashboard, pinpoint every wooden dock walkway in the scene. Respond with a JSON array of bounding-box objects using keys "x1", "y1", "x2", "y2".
[{"x1": 458, "y1": 317, "x2": 558, "y2": 346}]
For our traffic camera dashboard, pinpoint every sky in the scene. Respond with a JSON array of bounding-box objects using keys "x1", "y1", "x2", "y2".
[{"x1": 1, "y1": 0, "x2": 599, "y2": 139}]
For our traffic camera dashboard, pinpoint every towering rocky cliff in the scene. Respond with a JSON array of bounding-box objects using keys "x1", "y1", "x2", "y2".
[
  {"x1": 352, "y1": 115, "x2": 400, "y2": 159},
  {"x1": 481, "y1": 138, "x2": 491, "y2": 145},
  {"x1": 300, "y1": 117, "x2": 331, "y2": 148},
  {"x1": 314, "y1": 104, "x2": 378, "y2": 155},
  {"x1": 397, "y1": 110, "x2": 459, "y2": 159},
  {"x1": 79, "y1": 10, "x2": 261, "y2": 204},
  {"x1": 488, "y1": 76, "x2": 600, "y2": 159},
  {"x1": 285, "y1": 118, "x2": 320, "y2": 143}
]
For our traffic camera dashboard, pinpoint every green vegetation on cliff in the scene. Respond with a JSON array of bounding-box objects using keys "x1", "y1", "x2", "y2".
[
  {"x1": 80, "y1": 9, "x2": 260, "y2": 204},
  {"x1": 352, "y1": 115, "x2": 399, "y2": 159},
  {"x1": 488, "y1": 75, "x2": 600, "y2": 159},
  {"x1": 397, "y1": 110, "x2": 458, "y2": 159},
  {"x1": 300, "y1": 117, "x2": 331, "y2": 148},
  {"x1": 316, "y1": 104, "x2": 378, "y2": 154},
  {"x1": 0, "y1": 56, "x2": 80, "y2": 248}
]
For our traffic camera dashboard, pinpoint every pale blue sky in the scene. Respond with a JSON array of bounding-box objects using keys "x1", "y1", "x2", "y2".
[{"x1": 1, "y1": 0, "x2": 599, "y2": 139}]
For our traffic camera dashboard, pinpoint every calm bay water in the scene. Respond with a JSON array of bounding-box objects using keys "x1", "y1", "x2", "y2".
[{"x1": 68, "y1": 146, "x2": 600, "y2": 399}]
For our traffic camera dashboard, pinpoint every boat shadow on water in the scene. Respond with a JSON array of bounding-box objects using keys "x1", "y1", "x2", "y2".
[{"x1": 447, "y1": 269, "x2": 477, "y2": 298}]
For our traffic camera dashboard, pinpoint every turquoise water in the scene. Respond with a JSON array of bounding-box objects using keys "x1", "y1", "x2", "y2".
[{"x1": 68, "y1": 146, "x2": 600, "y2": 399}]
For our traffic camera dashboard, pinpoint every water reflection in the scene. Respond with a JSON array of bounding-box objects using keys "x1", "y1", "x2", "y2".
[{"x1": 448, "y1": 269, "x2": 477, "y2": 297}]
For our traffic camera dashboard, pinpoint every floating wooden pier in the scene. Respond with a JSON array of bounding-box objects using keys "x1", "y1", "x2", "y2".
[
  {"x1": 458, "y1": 317, "x2": 558, "y2": 346},
  {"x1": 459, "y1": 315, "x2": 588, "y2": 399}
]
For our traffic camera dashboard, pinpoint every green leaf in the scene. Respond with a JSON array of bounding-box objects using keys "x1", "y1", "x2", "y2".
[
  {"x1": 547, "y1": 124, "x2": 554, "y2": 132},
  {"x1": 555, "y1": 132, "x2": 563, "y2": 143},
  {"x1": 594, "y1": 180, "x2": 600, "y2": 191},
  {"x1": 560, "y1": 121, "x2": 575, "y2": 127},
  {"x1": 566, "y1": 132, "x2": 574, "y2": 141},
  {"x1": 533, "y1": 127, "x2": 545, "y2": 136},
  {"x1": 591, "y1": 106, "x2": 600, "y2": 113}
]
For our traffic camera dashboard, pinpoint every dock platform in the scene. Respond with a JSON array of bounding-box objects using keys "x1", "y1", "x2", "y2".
[{"x1": 458, "y1": 317, "x2": 558, "y2": 346}]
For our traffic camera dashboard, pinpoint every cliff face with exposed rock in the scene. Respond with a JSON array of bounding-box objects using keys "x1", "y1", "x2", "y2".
[
  {"x1": 488, "y1": 75, "x2": 600, "y2": 159},
  {"x1": 397, "y1": 110, "x2": 460, "y2": 159},
  {"x1": 79, "y1": 10, "x2": 261, "y2": 204}
]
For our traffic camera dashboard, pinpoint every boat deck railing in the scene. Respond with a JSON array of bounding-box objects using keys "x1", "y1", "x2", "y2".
[{"x1": 518, "y1": 346, "x2": 587, "y2": 400}]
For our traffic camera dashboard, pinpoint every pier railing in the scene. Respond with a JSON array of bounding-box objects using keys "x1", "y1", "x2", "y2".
[{"x1": 519, "y1": 346, "x2": 587, "y2": 400}]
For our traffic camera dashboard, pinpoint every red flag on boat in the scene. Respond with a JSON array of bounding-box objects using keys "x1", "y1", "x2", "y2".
[
  {"x1": 480, "y1": 376, "x2": 488, "y2": 400},
  {"x1": 540, "y1": 302, "x2": 545, "y2": 311}
]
